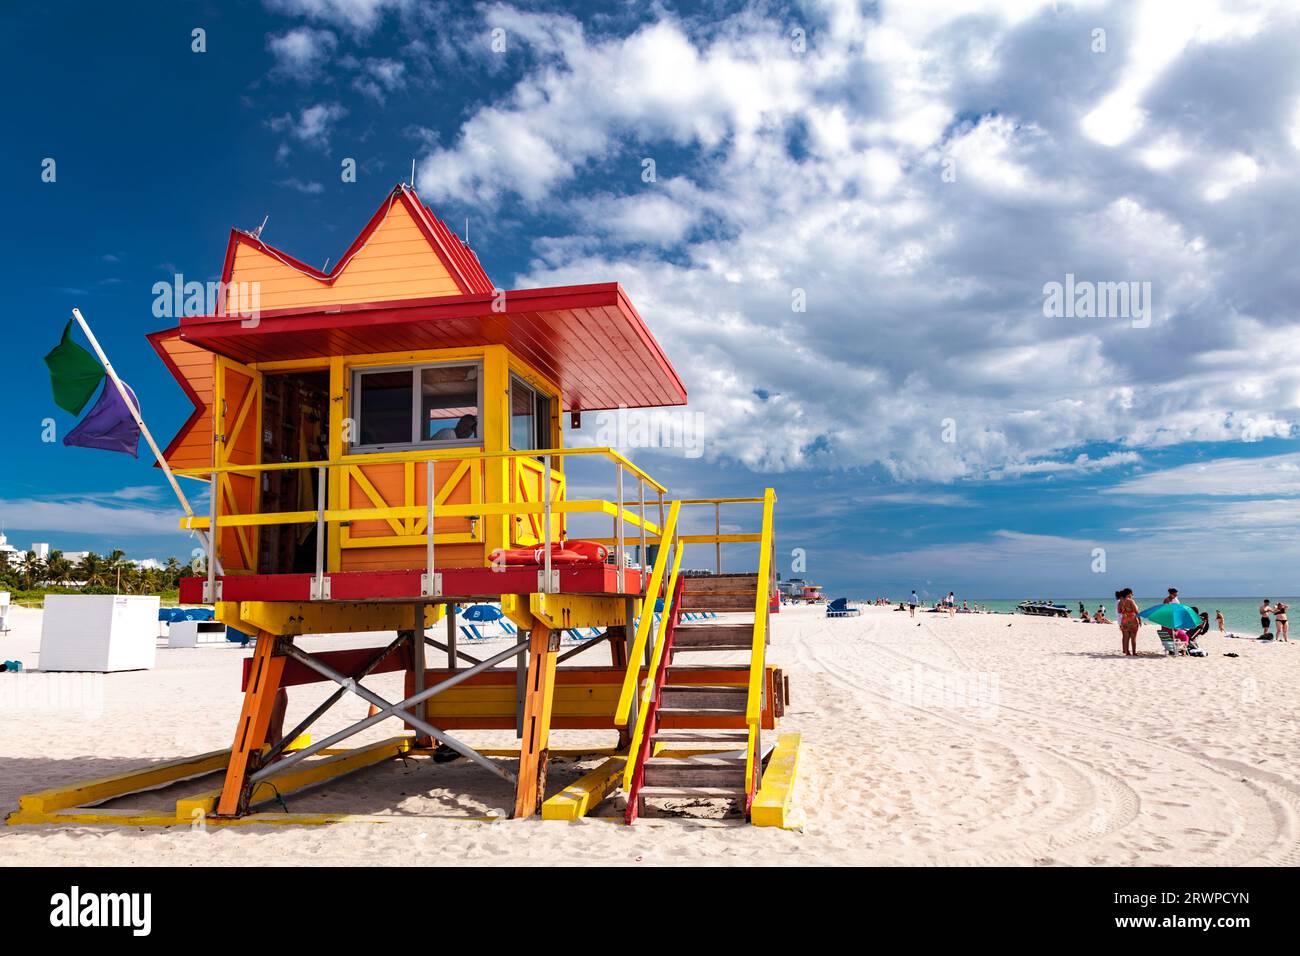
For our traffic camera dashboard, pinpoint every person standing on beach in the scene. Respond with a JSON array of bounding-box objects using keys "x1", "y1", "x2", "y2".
[
  {"x1": 1260, "y1": 599, "x2": 1273, "y2": 636},
  {"x1": 1274, "y1": 602, "x2": 1289, "y2": 642},
  {"x1": 1215, "y1": 609, "x2": 1225, "y2": 633},
  {"x1": 908, "y1": 590, "x2": 919, "y2": 617},
  {"x1": 1163, "y1": 588, "x2": 1180, "y2": 604},
  {"x1": 1116, "y1": 588, "x2": 1140, "y2": 656}
]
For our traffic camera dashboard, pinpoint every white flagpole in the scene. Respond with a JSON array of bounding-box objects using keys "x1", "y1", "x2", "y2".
[{"x1": 69, "y1": 308, "x2": 221, "y2": 572}]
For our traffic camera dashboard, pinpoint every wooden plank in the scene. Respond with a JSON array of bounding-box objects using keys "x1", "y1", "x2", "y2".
[
  {"x1": 514, "y1": 624, "x2": 558, "y2": 818},
  {"x1": 16, "y1": 749, "x2": 231, "y2": 816},
  {"x1": 751, "y1": 732, "x2": 802, "y2": 829},
  {"x1": 540, "y1": 756, "x2": 625, "y2": 821},
  {"x1": 216, "y1": 631, "x2": 286, "y2": 816},
  {"x1": 180, "y1": 737, "x2": 411, "y2": 819}
]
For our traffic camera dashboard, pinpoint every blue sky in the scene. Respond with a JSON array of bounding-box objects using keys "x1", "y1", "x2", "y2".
[{"x1": 4, "y1": 0, "x2": 1300, "y2": 598}]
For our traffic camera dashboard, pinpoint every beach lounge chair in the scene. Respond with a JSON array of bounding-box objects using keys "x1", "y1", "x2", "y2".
[{"x1": 826, "y1": 598, "x2": 861, "y2": 618}]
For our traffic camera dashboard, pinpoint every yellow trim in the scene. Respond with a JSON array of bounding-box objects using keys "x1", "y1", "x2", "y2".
[
  {"x1": 743, "y1": 487, "x2": 778, "y2": 790},
  {"x1": 751, "y1": 732, "x2": 802, "y2": 829},
  {"x1": 623, "y1": 530, "x2": 685, "y2": 790},
  {"x1": 614, "y1": 499, "x2": 681, "y2": 723}
]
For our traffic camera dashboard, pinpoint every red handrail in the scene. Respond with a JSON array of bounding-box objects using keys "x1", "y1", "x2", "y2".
[{"x1": 624, "y1": 573, "x2": 685, "y2": 823}]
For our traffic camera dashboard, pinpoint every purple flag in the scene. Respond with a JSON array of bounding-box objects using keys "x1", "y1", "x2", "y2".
[{"x1": 63, "y1": 380, "x2": 141, "y2": 457}]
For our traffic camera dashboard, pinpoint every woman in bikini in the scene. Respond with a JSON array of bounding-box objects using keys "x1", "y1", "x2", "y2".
[
  {"x1": 1274, "y1": 602, "x2": 1289, "y2": 642},
  {"x1": 1116, "y1": 587, "x2": 1140, "y2": 656}
]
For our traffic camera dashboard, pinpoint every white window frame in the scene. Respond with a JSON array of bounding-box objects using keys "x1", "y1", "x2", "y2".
[
  {"x1": 348, "y1": 360, "x2": 484, "y2": 454},
  {"x1": 509, "y1": 373, "x2": 553, "y2": 453}
]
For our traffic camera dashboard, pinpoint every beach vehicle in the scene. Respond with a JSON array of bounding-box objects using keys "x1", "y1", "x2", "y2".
[
  {"x1": 11, "y1": 185, "x2": 797, "y2": 828},
  {"x1": 1016, "y1": 600, "x2": 1069, "y2": 618}
]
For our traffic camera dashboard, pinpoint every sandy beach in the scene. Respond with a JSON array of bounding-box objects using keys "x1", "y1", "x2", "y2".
[{"x1": 2, "y1": 602, "x2": 1297, "y2": 866}]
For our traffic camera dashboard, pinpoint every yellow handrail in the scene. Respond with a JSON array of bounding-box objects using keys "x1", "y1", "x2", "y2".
[
  {"x1": 613, "y1": 500, "x2": 681, "y2": 723},
  {"x1": 742, "y1": 487, "x2": 777, "y2": 792},
  {"x1": 173, "y1": 445, "x2": 668, "y2": 494},
  {"x1": 622, "y1": 533, "x2": 684, "y2": 789},
  {"x1": 181, "y1": 498, "x2": 662, "y2": 535}
]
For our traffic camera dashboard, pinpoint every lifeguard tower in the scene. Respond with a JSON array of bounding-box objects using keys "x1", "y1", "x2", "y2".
[{"x1": 9, "y1": 185, "x2": 798, "y2": 828}]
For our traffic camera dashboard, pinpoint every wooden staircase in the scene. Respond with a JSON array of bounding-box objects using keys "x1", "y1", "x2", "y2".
[{"x1": 628, "y1": 573, "x2": 762, "y2": 819}]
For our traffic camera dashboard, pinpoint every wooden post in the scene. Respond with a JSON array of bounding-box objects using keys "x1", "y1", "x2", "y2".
[
  {"x1": 216, "y1": 630, "x2": 286, "y2": 816},
  {"x1": 514, "y1": 623, "x2": 558, "y2": 818},
  {"x1": 447, "y1": 605, "x2": 458, "y2": 670},
  {"x1": 409, "y1": 603, "x2": 432, "y2": 747}
]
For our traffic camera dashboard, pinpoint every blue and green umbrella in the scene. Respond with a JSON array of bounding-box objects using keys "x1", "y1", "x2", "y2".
[{"x1": 1138, "y1": 602, "x2": 1201, "y2": 630}]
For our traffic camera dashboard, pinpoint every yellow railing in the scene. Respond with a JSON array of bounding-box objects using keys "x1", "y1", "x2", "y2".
[
  {"x1": 176, "y1": 446, "x2": 666, "y2": 547},
  {"x1": 743, "y1": 487, "x2": 777, "y2": 796},
  {"x1": 613, "y1": 500, "x2": 681, "y2": 723},
  {"x1": 621, "y1": 529, "x2": 684, "y2": 789}
]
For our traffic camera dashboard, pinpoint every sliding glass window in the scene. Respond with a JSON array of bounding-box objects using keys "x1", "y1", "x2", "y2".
[{"x1": 349, "y1": 362, "x2": 481, "y2": 453}]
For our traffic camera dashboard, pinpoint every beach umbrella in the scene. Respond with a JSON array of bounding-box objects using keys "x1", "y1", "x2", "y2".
[
  {"x1": 1138, "y1": 603, "x2": 1200, "y2": 630},
  {"x1": 461, "y1": 603, "x2": 502, "y2": 622}
]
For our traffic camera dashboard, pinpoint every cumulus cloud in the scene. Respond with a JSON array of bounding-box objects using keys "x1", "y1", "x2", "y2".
[
  {"x1": 264, "y1": 0, "x2": 409, "y2": 34},
  {"x1": 267, "y1": 102, "x2": 348, "y2": 149},
  {"x1": 399, "y1": 0, "x2": 1300, "y2": 482},
  {"x1": 267, "y1": 26, "x2": 337, "y2": 80}
]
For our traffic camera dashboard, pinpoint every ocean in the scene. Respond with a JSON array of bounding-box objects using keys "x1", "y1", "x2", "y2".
[{"x1": 961, "y1": 597, "x2": 1297, "y2": 635}]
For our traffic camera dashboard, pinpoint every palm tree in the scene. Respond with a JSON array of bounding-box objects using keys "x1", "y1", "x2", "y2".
[
  {"x1": 77, "y1": 552, "x2": 109, "y2": 588},
  {"x1": 17, "y1": 551, "x2": 45, "y2": 590},
  {"x1": 44, "y1": 550, "x2": 74, "y2": 588}
]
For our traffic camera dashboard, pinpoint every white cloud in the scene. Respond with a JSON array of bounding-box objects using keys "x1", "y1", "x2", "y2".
[
  {"x1": 267, "y1": 26, "x2": 337, "y2": 80},
  {"x1": 267, "y1": 102, "x2": 347, "y2": 149},
  {"x1": 1106, "y1": 452, "x2": 1300, "y2": 497},
  {"x1": 0, "y1": 494, "x2": 179, "y2": 536},
  {"x1": 264, "y1": 0, "x2": 409, "y2": 34},
  {"x1": 405, "y1": 0, "x2": 1300, "y2": 482}
]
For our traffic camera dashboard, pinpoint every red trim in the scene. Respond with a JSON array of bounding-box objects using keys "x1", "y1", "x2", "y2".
[
  {"x1": 218, "y1": 185, "x2": 493, "y2": 296},
  {"x1": 176, "y1": 282, "x2": 688, "y2": 411},
  {"x1": 241, "y1": 644, "x2": 413, "y2": 691},
  {"x1": 178, "y1": 565, "x2": 646, "y2": 604},
  {"x1": 145, "y1": 327, "x2": 208, "y2": 470},
  {"x1": 624, "y1": 573, "x2": 685, "y2": 823}
]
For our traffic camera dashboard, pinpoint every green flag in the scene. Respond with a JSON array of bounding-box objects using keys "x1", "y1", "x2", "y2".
[{"x1": 44, "y1": 320, "x2": 105, "y2": 415}]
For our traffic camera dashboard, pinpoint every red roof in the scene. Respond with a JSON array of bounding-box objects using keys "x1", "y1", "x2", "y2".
[{"x1": 176, "y1": 282, "x2": 687, "y2": 412}]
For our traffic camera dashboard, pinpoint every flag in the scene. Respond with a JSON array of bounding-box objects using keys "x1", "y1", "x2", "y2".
[
  {"x1": 63, "y1": 380, "x2": 141, "y2": 457},
  {"x1": 44, "y1": 320, "x2": 105, "y2": 415}
]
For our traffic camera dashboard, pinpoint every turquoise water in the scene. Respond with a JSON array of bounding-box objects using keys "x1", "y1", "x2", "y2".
[{"x1": 960, "y1": 597, "x2": 1298, "y2": 634}]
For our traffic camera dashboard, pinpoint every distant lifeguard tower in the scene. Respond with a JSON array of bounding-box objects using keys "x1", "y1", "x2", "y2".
[{"x1": 9, "y1": 185, "x2": 798, "y2": 828}]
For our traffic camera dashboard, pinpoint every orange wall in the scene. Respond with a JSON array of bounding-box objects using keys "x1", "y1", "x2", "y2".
[
  {"x1": 158, "y1": 336, "x2": 214, "y2": 472},
  {"x1": 225, "y1": 200, "x2": 464, "y2": 313}
]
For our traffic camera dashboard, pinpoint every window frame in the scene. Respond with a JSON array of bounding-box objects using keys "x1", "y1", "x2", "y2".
[
  {"x1": 509, "y1": 373, "x2": 554, "y2": 454},
  {"x1": 348, "y1": 360, "x2": 484, "y2": 455}
]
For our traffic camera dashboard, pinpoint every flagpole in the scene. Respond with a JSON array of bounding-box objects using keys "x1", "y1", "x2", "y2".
[{"x1": 69, "y1": 308, "x2": 221, "y2": 573}]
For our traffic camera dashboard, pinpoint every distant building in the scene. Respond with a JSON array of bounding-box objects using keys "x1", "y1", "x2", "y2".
[
  {"x1": 0, "y1": 532, "x2": 18, "y2": 567},
  {"x1": 777, "y1": 577, "x2": 824, "y2": 603},
  {"x1": 31, "y1": 542, "x2": 49, "y2": 560}
]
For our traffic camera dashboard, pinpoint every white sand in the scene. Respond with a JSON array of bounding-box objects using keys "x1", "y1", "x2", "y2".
[{"x1": 1, "y1": 602, "x2": 1298, "y2": 865}]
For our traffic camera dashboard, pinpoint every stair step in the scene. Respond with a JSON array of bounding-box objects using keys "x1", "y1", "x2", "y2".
[
  {"x1": 673, "y1": 623, "x2": 753, "y2": 647},
  {"x1": 671, "y1": 643, "x2": 751, "y2": 653},
  {"x1": 682, "y1": 574, "x2": 760, "y2": 593},
  {"x1": 659, "y1": 685, "x2": 746, "y2": 711},
  {"x1": 653, "y1": 730, "x2": 750, "y2": 742},
  {"x1": 657, "y1": 706, "x2": 747, "y2": 718},
  {"x1": 643, "y1": 755, "x2": 746, "y2": 787},
  {"x1": 637, "y1": 786, "x2": 746, "y2": 801},
  {"x1": 680, "y1": 595, "x2": 757, "y2": 610}
]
